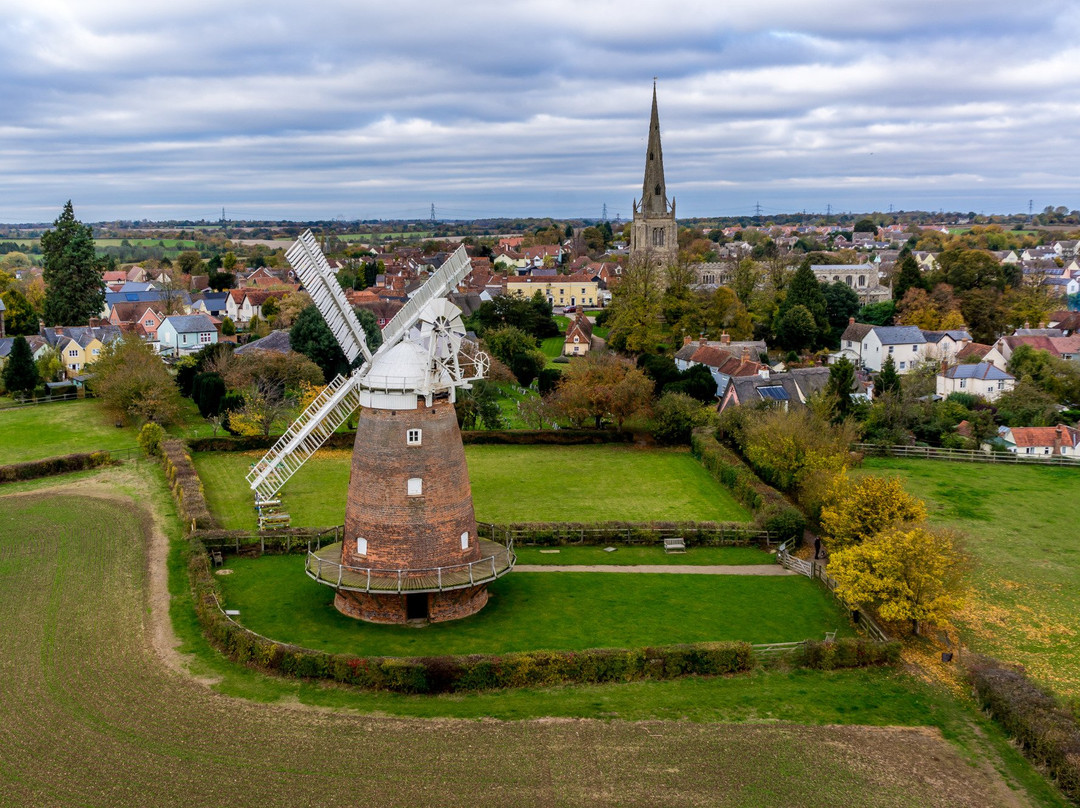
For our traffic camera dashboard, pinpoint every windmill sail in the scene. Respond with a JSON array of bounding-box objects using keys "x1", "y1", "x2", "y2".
[
  {"x1": 286, "y1": 230, "x2": 371, "y2": 363},
  {"x1": 246, "y1": 372, "x2": 362, "y2": 501},
  {"x1": 377, "y1": 244, "x2": 471, "y2": 353}
]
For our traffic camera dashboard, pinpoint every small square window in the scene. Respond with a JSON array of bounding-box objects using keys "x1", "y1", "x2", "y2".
[
  {"x1": 407, "y1": 478, "x2": 422, "y2": 497},
  {"x1": 407, "y1": 429, "x2": 422, "y2": 446}
]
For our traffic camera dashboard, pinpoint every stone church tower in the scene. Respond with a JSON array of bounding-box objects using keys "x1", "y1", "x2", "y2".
[{"x1": 630, "y1": 82, "x2": 678, "y2": 265}]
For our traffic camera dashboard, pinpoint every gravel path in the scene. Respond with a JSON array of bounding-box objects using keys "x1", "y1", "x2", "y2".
[{"x1": 513, "y1": 564, "x2": 796, "y2": 575}]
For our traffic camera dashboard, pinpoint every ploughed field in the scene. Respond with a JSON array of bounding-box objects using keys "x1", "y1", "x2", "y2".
[
  {"x1": 194, "y1": 444, "x2": 752, "y2": 529},
  {"x1": 860, "y1": 458, "x2": 1080, "y2": 699},
  {"x1": 0, "y1": 484, "x2": 1056, "y2": 807}
]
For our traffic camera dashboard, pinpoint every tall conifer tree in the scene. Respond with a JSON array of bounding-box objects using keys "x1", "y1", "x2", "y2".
[
  {"x1": 2, "y1": 335, "x2": 40, "y2": 395},
  {"x1": 41, "y1": 201, "x2": 104, "y2": 326}
]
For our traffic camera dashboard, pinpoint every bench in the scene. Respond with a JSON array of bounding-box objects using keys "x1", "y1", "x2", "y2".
[
  {"x1": 211, "y1": 550, "x2": 223, "y2": 567},
  {"x1": 663, "y1": 537, "x2": 686, "y2": 554}
]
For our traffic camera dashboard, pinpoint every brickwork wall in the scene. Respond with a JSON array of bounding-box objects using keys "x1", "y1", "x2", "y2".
[
  {"x1": 342, "y1": 396, "x2": 480, "y2": 572},
  {"x1": 335, "y1": 586, "x2": 488, "y2": 624}
]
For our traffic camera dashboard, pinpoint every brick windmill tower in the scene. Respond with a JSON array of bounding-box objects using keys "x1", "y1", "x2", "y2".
[{"x1": 247, "y1": 232, "x2": 515, "y2": 623}]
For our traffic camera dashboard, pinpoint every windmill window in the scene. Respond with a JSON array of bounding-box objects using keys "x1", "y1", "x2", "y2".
[
  {"x1": 407, "y1": 478, "x2": 423, "y2": 497},
  {"x1": 460, "y1": 531, "x2": 469, "y2": 550},
  {"x1": 356, "y1": 537, "x2": 368, "y2": 555},
  {"x1": 407, "y1": 429, "x2": 422, "y2": 446}
]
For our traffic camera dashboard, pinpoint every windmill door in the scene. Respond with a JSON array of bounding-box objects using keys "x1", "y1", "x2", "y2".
[{"x1": 406, "y1": 593, "x2": 428, "y2": 620}]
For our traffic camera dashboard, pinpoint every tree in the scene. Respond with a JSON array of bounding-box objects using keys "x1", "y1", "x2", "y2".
[
  {"x1": 652, "y1": 391, "x2": 711, "y2": 445},
  {"x1": 548, "y1": 352, "x2": 652, "y2": 429},
  {"x1": 853, "y1": 218, "x2": 876, "y2": 233},
  {"x1": 222, "y1": 252, "x2": 239, "y2": 273},
  {"x1": 455, "y1": 380, "x2": 502, "y2": 430},
  {"x1": 0, "y1": 289, "x2": 37, "y2": 335},
  {"x1": 1, "y1": 336, "x2": 40, "y2": 395},
  {"x1": 822, "y1": 282, "x2": 861, "y2": 345},
  {"x1": 1007, "y1": 343, "x2": 1080, "y2": 405},
  {"x1": 935, "y1": 249, "x2": 1006, "y2": 292},
  {"x1": 220, "y1": 316, "x2": 236, "y2": 337},
  {"x1": 41, "y1": 201, "x2": 105, "y2": 325},
  {"x1": 857, "y1": 300, "x2": 895, "y2": 326},
  {"x1": 35, "y1": 346, "x2": 63, "y2": 383},
  {"x1": 824, "y1": 357, "x2": 857, "y2": 421},
  {"x1": 959, "y1": 287, "x2": 1006, "y2": 345},
  {"x1": 731, "y1": 257, "x2": 761, "y2": 306},
  {"x1": 774, "y1": 304, "x2": 818, "y2": 351},
  {"x1": 290, "y1": 305, "x2": 350, "y2": 382},
  {"x1": 208, "y1": 271, "x2": 235, "y2": 291},
  {"x1": 819, "y1": 474, "x2": 927, "y2": 552},
  {"x1": 891, "y1": 254, "x2": 926, "y2": 303},
  {"x1": 261, "y1": 295, "x2": 280, "y2": 321},
  {"x1": 993, "y1": 379, "x2": 1059, "y2": 427},
  {"x1": 227, "y1": 381, "x2": 291, "y2": 437},
  {"x1": 89, "y1": 334, "x2": 182, "y2": 425},
  {"x1": 829, "y1": 525, "x2": 967, "y2": 635},
  {"x1": 775, "y1": 259, "x2": 828, "y2": 346},
  {"x1": 607, "y1": 252, "x2": 663, "y2": 354},
  {"x1": 876, "y1": 354, "x2": 901, "y2": 396},
  {"x1": 175, "y1": 250, "x2": 203, "y2": 276},
  {"x1": 483, "y1": 326, "x2": 546, "y2": 387}
]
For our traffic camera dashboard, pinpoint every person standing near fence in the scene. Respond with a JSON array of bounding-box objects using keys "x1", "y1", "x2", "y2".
[{"x1": 814, "y1": 536, "x2": 823, "y2": 559}]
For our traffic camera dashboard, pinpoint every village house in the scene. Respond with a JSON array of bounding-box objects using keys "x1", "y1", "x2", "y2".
[
  {"x1": 922, "y1": 329, "x2": 973, "y2": 362},
  {"x1": 673, "y1": 334, "x2": 768, "y2": 372},
  {"x1": 157, "y1": 314, "x2": 218, "y2": 356},
  {"x1": 39, "y1": 324, "x2": 123, "y2": 378},
  {"x1": 505, "y1": 274, "x2": 598, "y2": 309},
  {"x1": 835, "y1": 322, "x2": 927, "y2": 372},
  {"x1": 998, "y1": 425, "x2": 1080, "y2": 457},
  {"x1": 563, "y1": 312, "x2": 595, "y2": 356},
  {"x1": 936, "y1": 362, "x2": 1015, "y2": 401},
  {"x1": 810, "y1": 264, "x2": 891, "y2": 304},
  {"x1": 717, "y1": 366, "x2": 831, "y2": 413},
  {"x1": 985, "y1": 334, "x2": 1080, "y2": 369}
]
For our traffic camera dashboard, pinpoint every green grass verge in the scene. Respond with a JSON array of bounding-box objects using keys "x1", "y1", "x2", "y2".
[
  {"x1": 193, "y1": 444, "x2": 752, "y2": 529},
  {"x1": 513, "y1": 544, "x2": 773, "y2": 566},
  {"x1": 216, "y1": 555, "x2": 851, "y2": 656},
  {"x1": 860, "y1": 457, "x2": 1080, "y2": 698}
]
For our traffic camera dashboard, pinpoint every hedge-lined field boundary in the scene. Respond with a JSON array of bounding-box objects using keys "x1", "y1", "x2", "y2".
[
  {"x1": 161, "y1": 439, "x2": 218, "y2": 530},
  {"x1": 969, "y1": 656, "x2": 1080, "y2": 801},
  {"x1": 691, "y1": 430, "x2": 806, "y2": 543},
  {"x1": 0, "y1": 451, "x2": 117, "y2": 484},
  {"x1": 480, "y1": 520, "x2": 771, "y2": 546},
  {"x1": 186, "y1": 429, "x2": 639, "y2": 452},
  {"x1": 187, "y1": 537, "x2": 897, "y2": 693}
]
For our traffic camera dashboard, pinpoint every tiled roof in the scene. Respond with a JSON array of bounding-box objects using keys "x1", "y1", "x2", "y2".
[
  {"x1": 1007, "y1": 426, "x2": 1080, "y2": 448},
  {"x1": 871, "y1": 326, "x2": 926, "y2": 345},
  {"x1": 162, "y1": 314, "x2": 216, "y2": 333},
  {"x1": 941, "y1": 362, "x2": 1013, "y2": 381}
]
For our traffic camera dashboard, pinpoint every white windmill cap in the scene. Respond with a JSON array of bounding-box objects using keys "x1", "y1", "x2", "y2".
[{"x1": 364, "y1": 340, "x2": 428, "y2": 391}]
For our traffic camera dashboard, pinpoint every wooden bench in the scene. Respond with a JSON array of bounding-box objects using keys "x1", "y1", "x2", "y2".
[
  {"x1": 211, "y1": 550, "x2": 223, "y2": 567},
  {"x1": 663, "y1": 537, "x2": 686, "y2": 554}
]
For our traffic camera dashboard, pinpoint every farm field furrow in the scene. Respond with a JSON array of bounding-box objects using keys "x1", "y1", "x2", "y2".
[{"x1": 0, "y1": 480, "x2": 1061, "y2": 807}]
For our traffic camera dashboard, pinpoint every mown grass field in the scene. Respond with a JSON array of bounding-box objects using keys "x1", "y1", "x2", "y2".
[
  {"x1": 860, "y1": 457, "x2": 1080, "y2": 698},
  {"x1": 194, "y1": 445, "x2": 751, "y2": 529},
  {"x1": 0, "y1": 396, "x2": 221, "y2": 464},
  {"x1": 0, "y1": 471, "x2": 1065, "y2": 806},
  {"x1": 216, "y1": 555, "x2": 850, "y2": 656}
]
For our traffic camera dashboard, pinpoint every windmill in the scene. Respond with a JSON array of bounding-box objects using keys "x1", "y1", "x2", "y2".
[{"x1": 246, "y1": 231, "x2": 514, "y2": 624}]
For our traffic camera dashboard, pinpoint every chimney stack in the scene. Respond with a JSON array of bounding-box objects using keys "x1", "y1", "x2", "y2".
[
  {"x1": 683, "y1": 335, "x2": 691, "y2": 346},
  {"x1": 720, "y1": 332, "x2": 731, "y2": 346},
  {"x1": 742, "y1": 346, "x2": 750, "y2": 361},
  {"x1": 1054, "y1": 424, "x2": 1063, "y2": 455},
  {"x1": 849, "y1": 316, "x2": 855, "y2": 325}
]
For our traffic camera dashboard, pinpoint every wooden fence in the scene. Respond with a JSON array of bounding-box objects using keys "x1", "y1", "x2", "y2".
[
  {"x1": 776, "y1": 539, "x2": 891, "y2": 642},
  {"x1": 855, "y1": 442, "x2": 1080, "y2": 466}
]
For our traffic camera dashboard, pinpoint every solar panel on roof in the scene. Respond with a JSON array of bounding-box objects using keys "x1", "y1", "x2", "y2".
[{"x1": 757, "y1": 385, "x2": 790, "y2": 401}]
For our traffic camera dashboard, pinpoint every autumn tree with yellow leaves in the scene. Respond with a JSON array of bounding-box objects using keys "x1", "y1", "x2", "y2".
[
  {"x1": 828, "y1": 525, "x2": 968, "y2": 635},
  {"x1": 819, "y1": 474, "x2": 927, "y2": 552}
]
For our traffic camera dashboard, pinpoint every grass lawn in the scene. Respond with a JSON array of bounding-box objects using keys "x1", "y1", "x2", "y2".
[
  {"x1": 217, "y1": 554, "x2": 852, "y2": 655},
  {"x1": 860, "y1": 457, "x2": 1080, "y2": 698},
  {"x1": 540, "y1": 335, "x2": 564, "y2": 358},
  {"x1": 194, "y1": 444, "x2": 751, "y2": 529},
  {"x1": 514, "y1": 544, "x2": 773, "y2": 565},
  {"x1": 0, "y1": 397, "x2": 138, "y2": 462}
]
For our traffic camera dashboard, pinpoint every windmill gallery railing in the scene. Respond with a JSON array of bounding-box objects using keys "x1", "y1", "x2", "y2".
[{"x1": 305, "y1": 538, "x2": 516, "y2": 594}]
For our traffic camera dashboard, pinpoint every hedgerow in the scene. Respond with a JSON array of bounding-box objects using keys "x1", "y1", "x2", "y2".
[
  {"x1": 0, "y1": 451, "x2": 116, "y2": 484},
  {"x1": 691, "y1": 429, "x2": 806, "y2": 542}
]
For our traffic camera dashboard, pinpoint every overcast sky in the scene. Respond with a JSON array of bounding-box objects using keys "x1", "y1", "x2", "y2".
[{"x1": 3, "y1": 0, "x2": 1080, "y2": 223}]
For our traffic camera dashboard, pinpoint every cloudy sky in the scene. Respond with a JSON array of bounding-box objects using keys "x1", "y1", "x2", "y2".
[{"x1": 3, "y1": 0, "x2": 1080, "y2": 223}]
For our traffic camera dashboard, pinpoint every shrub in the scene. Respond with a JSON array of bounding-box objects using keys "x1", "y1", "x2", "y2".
[
  {"x1": 0, "y1": 451, "x2": 116, "y2": 484},
  {"x1": 969, "y1": 656, "x2": 1080, "y2": 801},
  {"x1": 797, "y1": 638, "x2": 901, "y2": 669},
  {"x1": 138, "y1": 422, "x2": 166, "y2": 457}
]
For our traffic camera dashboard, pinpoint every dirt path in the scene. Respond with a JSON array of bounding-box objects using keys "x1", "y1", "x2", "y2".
[{"x1": 513, "y1": 564, "x2": 796, "y2": 575}]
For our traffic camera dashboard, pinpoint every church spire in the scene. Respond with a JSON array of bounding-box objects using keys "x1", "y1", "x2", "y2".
[{"x1": 641, "y1": 79, "x2": 670, "y2": 218}]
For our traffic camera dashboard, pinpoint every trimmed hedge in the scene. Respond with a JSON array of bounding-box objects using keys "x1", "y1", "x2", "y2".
[
  {"x1": 187, "y1": 429, "x2": 640, "y2": 452},
  {"x1": 691, "y1": 429, "x2": 806, "y2": 542},
  {"x1": 482, "y1": 520, "x2": 768, "y2": 546},
  {"x1": 0, "y1": 451, "x2": 116, "y2": 484},
  {"x1": 969, "y1": 656, "x2": 1080, "y2": 801},
  {"x1": 797, "y1": 637, "x2": 901, "y2": 669},
  {"x1": 162, "y1": 439, "x2": 218, "y2": 530}
]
